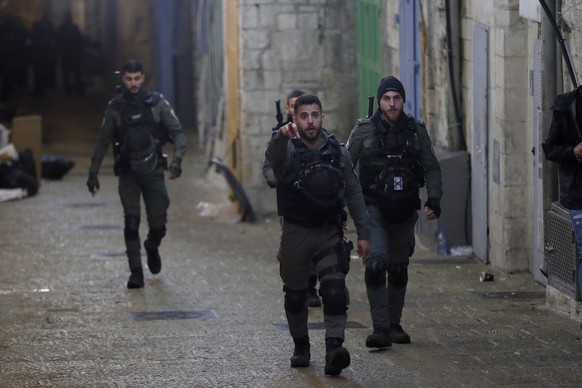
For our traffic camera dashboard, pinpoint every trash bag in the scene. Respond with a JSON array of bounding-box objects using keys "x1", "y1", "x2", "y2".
[{"x1": 42, "y1": 155, "x2": 75, "y2": 180}]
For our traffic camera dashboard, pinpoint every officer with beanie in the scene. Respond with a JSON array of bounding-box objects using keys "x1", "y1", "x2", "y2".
[
  {"x1": 86, "y1": 59, "x2": 187, "y2": 289},
  {"x1": 266, "y1": 94, "x2": 371, "y2": 376},
  {"x1": 347, "y1": 76, "x2": 442, "y2": 347}
]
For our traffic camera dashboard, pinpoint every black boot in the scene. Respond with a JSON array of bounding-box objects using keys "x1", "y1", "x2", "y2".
[
  {"x1": 290, "y1": 335, "x2": 310, "y2": 367},
  {"x1": 366, "y1": 327, "x2": 392, "y2": 348},
  {"x1": 324, "y1": 337, "x2": 350, "y2": 376},
  {"x1": 389, "y1": 324, "x2": 411, "y2": 344},
  {"x1": 127, "y1": 267, "x2": 144, "y2": 289},
  {"x1": 144, "y1": 239, "x2": 161, "y2": 274}
]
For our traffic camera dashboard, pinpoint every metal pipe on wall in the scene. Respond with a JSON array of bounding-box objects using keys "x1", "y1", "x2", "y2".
[{"x1": 444, "y1": 0, "x2": 466, "y2": 151}]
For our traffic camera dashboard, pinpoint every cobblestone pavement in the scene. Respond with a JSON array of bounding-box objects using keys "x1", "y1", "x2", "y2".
[{"x1": 2, "y1": 94, "x2": 582, "y2": 387}]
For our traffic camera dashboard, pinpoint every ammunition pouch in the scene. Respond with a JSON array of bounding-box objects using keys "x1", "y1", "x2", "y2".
[{"x1": 369, "y1": 154, "x2": 420, "y2": 222}]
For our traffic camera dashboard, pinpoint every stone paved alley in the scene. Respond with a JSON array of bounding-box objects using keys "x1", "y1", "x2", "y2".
[{"x1": 2, "y1": 93, "x2": 582, "y2": 387}]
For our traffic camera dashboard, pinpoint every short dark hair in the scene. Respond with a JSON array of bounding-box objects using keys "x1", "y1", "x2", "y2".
[
  {"x1": 122, "y1": 60, "x2": 144, "y2": 74},
  {"x1": 287, "y1": 89, "x2": 305, "y2": 104},
  {"x1": 293, "y1": 94, "x2": 322, "y2": 113}
]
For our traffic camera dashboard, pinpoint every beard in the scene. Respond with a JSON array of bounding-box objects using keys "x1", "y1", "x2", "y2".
[
  {"x1": 298, "y1": 125, "x2": 321, "y2": 141},
  {"x1": 382, "y1": 109, "x2": 402, "y2": 125}
]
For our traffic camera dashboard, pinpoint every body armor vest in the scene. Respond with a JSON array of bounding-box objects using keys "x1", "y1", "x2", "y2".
[
  {"x1": 111, "y1": 91, "x2": 168, "y2": 174},
  {"x1": 360, "y1": 115, "x2": 425, "y2": 222},
  {"x1": 112, "y1": 91, "x2": 169, "y2": 148},
  {"x1": 277, "y1": 132, "x2": 345, "y2": 223}
]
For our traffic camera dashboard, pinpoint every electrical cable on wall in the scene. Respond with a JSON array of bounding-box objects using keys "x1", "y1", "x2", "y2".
[{"x1": 539, "y1": 0, "x2": 578, "y2": 89}]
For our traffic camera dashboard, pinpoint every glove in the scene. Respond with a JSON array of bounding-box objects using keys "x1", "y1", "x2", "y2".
[
  {"x1": 87, "y1": 174, "x2": 99, "y2": 195},
  {"x1": 169, "y1": 159, "x2": 182, "y2": 178},
  {"x1": 424, "y1": 198, "x2": 441, "y2": 218}
]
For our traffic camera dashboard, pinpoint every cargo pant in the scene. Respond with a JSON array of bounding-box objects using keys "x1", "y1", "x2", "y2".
[
  {"x1": 277, "y1": 220, "x2": 349, "y2": 341},
  {"x1": 365, "y1": 204, "x2": 418, "y2": 330},
  {"x1": 118, "y1": 165, "x2": 169, "y2": 271}
]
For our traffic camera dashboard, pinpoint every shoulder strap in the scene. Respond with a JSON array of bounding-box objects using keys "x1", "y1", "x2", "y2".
[
  {"x1": 144, "y1": 91, "x2": 161, "y2": 107},
  {"x1": 355, "y1": 117, "x2": 373, "y2": 127},
  {"x1": 406, "y1": 114, "x2": 423, "y2": 132},
  {"x1": 110, "y1": 94, "x2": 125, "y2": 111}
]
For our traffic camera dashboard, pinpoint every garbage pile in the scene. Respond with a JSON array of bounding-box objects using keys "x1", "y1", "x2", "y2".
[{"x1": 0, "y1": 123, "x2": 75, "y2": 201}]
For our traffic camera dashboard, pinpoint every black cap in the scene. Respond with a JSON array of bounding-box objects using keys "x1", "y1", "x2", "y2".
[{"x1": 376, "y1": 76, "x2": 405, "y2": 103}]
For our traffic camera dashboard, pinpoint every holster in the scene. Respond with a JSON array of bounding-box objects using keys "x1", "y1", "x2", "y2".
[
  {"x1": 161, "y1": 153, "x2": 168, "y2": 170},
  {"x1": 337, "y1": 237, "x2": 354, "y2": 274},
  {"x1": 113, "y1": 142, "x2": 122, "y2": 176}
]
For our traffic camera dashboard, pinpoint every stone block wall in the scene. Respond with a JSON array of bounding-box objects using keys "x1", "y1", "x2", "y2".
[{"x1": 238, "y1": 0, "x2": 356, "y2": 216}]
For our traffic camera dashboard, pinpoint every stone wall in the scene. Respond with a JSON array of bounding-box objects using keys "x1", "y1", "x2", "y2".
[
  {"x1": 381, "y1": 0, "x2": 532, "y2": 271},
  {"x1": 238, "y1": 0, "x2": 356, "y2": 216}
]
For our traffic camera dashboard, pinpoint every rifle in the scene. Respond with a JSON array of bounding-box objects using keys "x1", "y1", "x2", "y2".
[
  {"x1": 367, "y1": 96, "x2": 375, "y2": 118},
  {"x1": 274, "y1": 99, "x2": 284, "y2": 130}
]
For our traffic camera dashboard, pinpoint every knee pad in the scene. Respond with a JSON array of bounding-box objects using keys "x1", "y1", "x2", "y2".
[
  {"x1": 320, "y1": 279, "x2": 347, "y2": 316},
  {"x1": 388, "y1": 263, "x2": 409, "y2": 289},
  {"x1": 124, "y1": 215, "x2": 140, "y2": 241},
  {"x1": 147, "y1": 226, "x2": 166, "y2": 246},
  {"x1": 284, "y1": 288, "x2": 307, "y2": 314},
  {"x1": 365, "y1": 258, "x2": 387, "y2": 287}
]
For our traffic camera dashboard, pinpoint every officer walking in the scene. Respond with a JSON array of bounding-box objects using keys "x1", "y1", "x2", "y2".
[
  {"x1": 265, "y1": 94, "x2": 371, "y2": 376},
  {"x1": 86, "y1": 60, "x2": 187, "y2": 289},
  {"x1": 347, "y1": 76, "x2": 442, "y2": 347},
  {"x1": 263, "y1": 89, "x2": 322, "y2": 308}
]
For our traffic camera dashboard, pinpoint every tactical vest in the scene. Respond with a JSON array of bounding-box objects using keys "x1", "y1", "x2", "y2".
[
  {"x1": 111, "y1": 92, "x2": 169, "y2": 174},
  {"x1": 276, "y1": 132, "x2": 345, "y2": 223},
  {"x1": 359, "y1": 114, "x2": 425, "y2": 222}
]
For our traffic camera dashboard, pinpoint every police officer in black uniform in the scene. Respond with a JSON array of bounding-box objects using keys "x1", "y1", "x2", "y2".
[
  {"x1": 266, "y1": 94, "x2": 371, "y2": 376},
  {"x1": 347, "y1": 76, "x2": 442, "y2": 347},
  {"x1": 263, "y1": 89, "x2": 322, "y2": 308},
  {"x1": 87, "y1": 60, "x2": 187, "y2": 289}
]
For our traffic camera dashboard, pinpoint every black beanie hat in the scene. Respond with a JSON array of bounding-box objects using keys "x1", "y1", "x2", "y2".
[{"x1": 376, "y1": 76, "x2": 405, "y2": 103}]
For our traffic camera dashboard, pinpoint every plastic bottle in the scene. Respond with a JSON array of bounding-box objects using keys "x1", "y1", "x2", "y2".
[{"x1": 437, "y1": 230, "x2": 447, "y2": 256}]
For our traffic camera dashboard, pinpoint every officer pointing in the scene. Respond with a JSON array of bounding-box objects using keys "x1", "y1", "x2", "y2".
[{"x1": 265, "y1": 94, "x2": 371, "y2": 376}]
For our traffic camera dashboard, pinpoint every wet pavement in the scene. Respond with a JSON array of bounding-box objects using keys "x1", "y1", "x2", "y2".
[{"x1": 2, "y1": 93, "x2": 582, "y2": 387}]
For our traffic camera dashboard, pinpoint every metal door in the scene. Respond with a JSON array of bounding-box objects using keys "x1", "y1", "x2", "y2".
[
  {"x1": 472, "y1": 24, "x2": 489, "y2": 263},
  {"x1": 399, "y1": 0, "x2": 421, "y2": 119}
]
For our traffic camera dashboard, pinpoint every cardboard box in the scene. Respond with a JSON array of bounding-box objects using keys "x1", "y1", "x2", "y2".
[{"x1": 11, "y1": 115, "x2": 42, "y2": 184}]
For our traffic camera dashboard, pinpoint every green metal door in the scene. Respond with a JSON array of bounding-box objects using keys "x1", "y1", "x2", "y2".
[{"x1": 355, "y1": 0, "x2": 381, "y2": 118}]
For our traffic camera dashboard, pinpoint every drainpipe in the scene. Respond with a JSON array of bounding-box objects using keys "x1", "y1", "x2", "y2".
[
  {"x1": 539, "y1": 0, "x2": 577, "y2": 89},
  {"x1": 444, "y1": 0, "x2": 466, "y2": 151},
  {"x1": 555, "y1": 0, "x2": 563, "y2": 95},
  {"x1": 541, "y1": 0, "x2": 558, "y2": 245}
]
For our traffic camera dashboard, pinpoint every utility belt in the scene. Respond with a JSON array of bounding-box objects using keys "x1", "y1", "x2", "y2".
[
  {"x1": 113, "y1": 144, "x2": 167, "y2": 176},
  {"x1": 283, "y1": 216, "x2": 325, "y2": 229}
]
